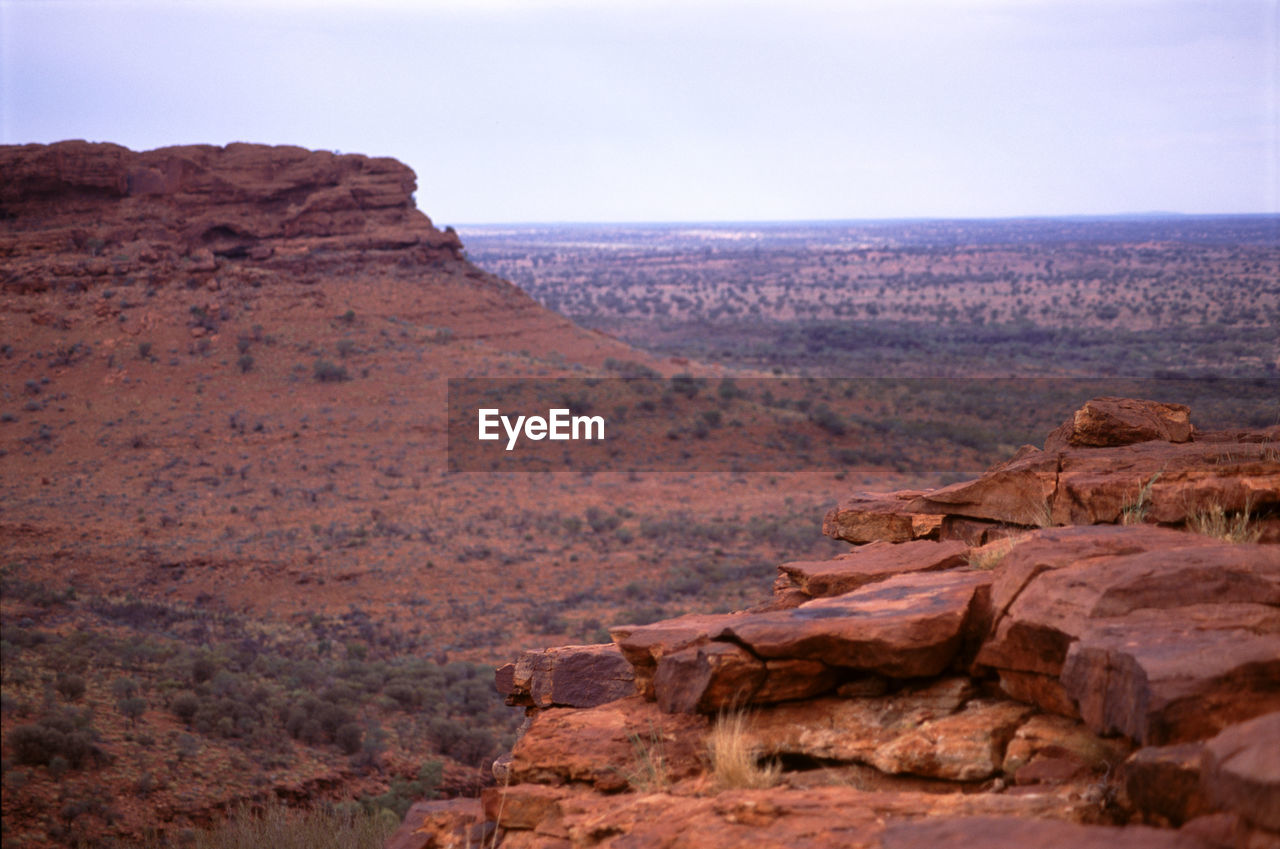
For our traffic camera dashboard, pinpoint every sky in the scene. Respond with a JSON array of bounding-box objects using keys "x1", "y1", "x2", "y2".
[{"x1": 2, "y1": 0, "x2": 1276, "y2": 223}]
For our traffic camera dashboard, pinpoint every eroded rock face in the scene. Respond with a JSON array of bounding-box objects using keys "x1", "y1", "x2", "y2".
[
  {"x1": 0, "y1": 140, "x2": 464, "y2": 294},
  {"x1": 506, "y1": 697, "x2": 708, "y2": 792}
]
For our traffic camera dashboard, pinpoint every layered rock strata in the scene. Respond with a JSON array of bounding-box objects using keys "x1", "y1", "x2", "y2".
[{"x1": 395, "y1": 399, "x2": 1279, "y2": 849}]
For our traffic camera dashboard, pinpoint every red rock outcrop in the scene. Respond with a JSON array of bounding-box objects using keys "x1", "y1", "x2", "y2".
[
  {"x1": 0, "y1": 140, "x2": 462, "y2": 291},
  {"x1": 411, "y1": 399, "x2": 1279, "y2": 848}
]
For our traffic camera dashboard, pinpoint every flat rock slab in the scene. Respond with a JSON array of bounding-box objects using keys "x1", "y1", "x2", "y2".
[
  {"x1": 978, "y1": 528, "x2": 1280, "y2": 679},
  {"x1": 497, "y1": 643, "x2": 635, "y2": 709},
  {"x1": 507, "y1": 696, "x2": 708, "y2": 792},
  {"x1": 823, "y1": 490, "x2": 943, "y2": 544},
  {"x1": 778, "y1": 539, "x2": 969, "y2": 598},
  {"x1": 906, "y1": 430, "x2": 1279, "y2": 527},
  {"x1": 1050, "y1": 439, "x2": 1280, "y2": 526},
  {"x1": 486, "y1": 785, "x2": 1169, "y2": 849},
  {"x1": 746, "y1": 679, "x2": 978, "y2": 766},
  {"x1": 909, "y1": 447, "x2": 1059, "y2": 525},
  {"x1": 1200, "y1": 711, "x2": 1280, "y2": 833},
  {"x1": 717, "y1": 569, "x2": 992, "y2": 678},
  {"x1": 743, "y1": 679, "x2": 1033, "y2": 781},
  {"x1": 881, "y1": 816, "x2": 1216, "y2": 849},
  {"x1": 1061, "y1": 604, "x2": 1280, "y2": 745}
]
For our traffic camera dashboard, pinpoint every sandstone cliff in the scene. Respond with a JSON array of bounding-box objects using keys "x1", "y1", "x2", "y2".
[{"x1": 399, "y1": 398, "x2": 1280, "y2": 849}]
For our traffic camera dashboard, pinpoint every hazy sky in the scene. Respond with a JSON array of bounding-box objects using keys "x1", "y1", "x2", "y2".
[{"x1": 2, "y1": 0, "x2": 1276, "y2": 223}]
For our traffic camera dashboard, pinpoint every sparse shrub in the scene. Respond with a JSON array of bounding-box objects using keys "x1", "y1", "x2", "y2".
[
  {"x1": 335, "y1": 722, "x2": 364, "y2": 755},
  {"x1": 8, "y1": 713, "x2": 97, "y2": 769},
  {"x1": 337, "y1": 339, "x2": 356, "y2": 358},
  {"x1": 55, "y1": 675, "x2": 86, "y2": 701},
  {"x1": 237, "y1": 354, "x2": 254, "y2": 373},
  {"x1": 313, "y1": 359, "x2": 350, "y2": 383},
  {"x1": 1187, "y1": 501, "x2": 1262, "y2": 544},
  {"x1": 137, "y1": 342, "x2": 153, "y2": 360},
  {"x1": 807, "y1": 403, "x2": 847, "y2": 436},
  {"x1": 967, "y1": 536, "x2": 1022, "y2": 570}
]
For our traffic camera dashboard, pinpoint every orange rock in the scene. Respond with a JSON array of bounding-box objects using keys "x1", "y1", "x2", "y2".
[
  {"x1": 823, "y1": 490, "x2": 943, "y2": 543},
  {"x1": 1044, "y1": 397, "x2": 1194, "y2": 451},
  {"x1": 507, "y1": 696, "x2": 707, "y2": 792},
  {"x1": 777, "y1": 539, "x2": 968, "y2": 598}
]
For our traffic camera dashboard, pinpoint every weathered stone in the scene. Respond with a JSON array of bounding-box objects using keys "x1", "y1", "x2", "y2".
[
  {"x1": 611, "y1": 612, "x2": 739, "y2": 698},
  {"x1": 1120, "y1": 742, "x2": 1213, "y2": 826},
  {"x1": 498, "y1": 643, "x2": 635, "y2": 709},
  {"x1": 1061, "y1": 604, "x2": 1280, "y2": 745},
  {"x1": 778, "y1": 539, "x2": 968, "y2": 598},
  {"x1": 978, "y1": 529, "x2": 1279, "y2": 679},
  {"x1": 744, "y1": 678, "x2": 985, "y2": 771},
  {"x1": 910, "y1": 447, "x2": 1059, "y2": 525},
  {"x1": 481, "y1": 784, "x2": 571, "y2": 831},
  {"x1": 822, "y1": 490, "x2": 942, "y2": 543},
  {"x1": 1002, "y1": 713, "x2": 1130, "y2": 777},
  {"x1": 1050, "y1": 439, "x2": 1280, "y2": 526},
  {"x1": 881, "y1": 815, "x2": 1215, "y2": 849},
  {"x1": 389, "y1": 799, "x2": 482, "y2": 849},
  {"x1": 507, "y1": 696, "x2": 707, "y2": 791},
  {"x1": 1044, "y1": 397, "x2": 1194, "y2": 452},
  {"x1": 869, "y1": 699, "x2": 1033, "y2": 781},
  {"x1": 653, "y1": 641, "x2": 766, "y2": 714},
  {"x1": 940, "y1": 516, "x2": 1023, "y2": 546},
  {"x1": 717, "y1": 570, "x2": 992, "y2": 677},
  {"x1": 996, "y1": 669, "x2": 1080, "y2": 718},
  {"x1": 1201, "y1": 711, "x2": 1280, "y2": 833}
]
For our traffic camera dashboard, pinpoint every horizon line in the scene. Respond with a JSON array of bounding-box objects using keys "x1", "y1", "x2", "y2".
[{"x1": 451, "y1": 212, "x2": 1280, "y2": 228}]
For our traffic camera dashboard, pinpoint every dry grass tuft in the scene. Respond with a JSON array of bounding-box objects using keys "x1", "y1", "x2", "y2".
[
  {"x1": 1121, "y1": 471, "x2": 1162, "y2": 525},
  {"x1": 966, "y1": 535, "x2": 1022, "y2": 571},
  {"x1": 707, "y1": 709, "x2": 782, "y2": 791},
  {"x1": 134, "y1": 803, "x2": 395, "y2": 849},
  {"x1": 1187, "y1": 501, "x2": 1262, "y2": 544},
  {"x1": 625, "y1": 721, "x2": 671, "y2": 792}
]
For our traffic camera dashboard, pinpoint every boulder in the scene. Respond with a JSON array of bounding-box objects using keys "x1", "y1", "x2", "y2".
[
  {"x1": 822, "y1": 490, "x2": 942, "y2": 543},
  {"x1": 1043, "y1": 397, "x2": 1193, "y2": 452},
  {"x1": 496, "y1": 643, "x2": 635, "y2": 709},
  {"x1": 976, "y1": 526, "x2": 1279, "y2": 681}
]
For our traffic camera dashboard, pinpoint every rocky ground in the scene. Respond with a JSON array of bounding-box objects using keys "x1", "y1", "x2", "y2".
[{"x1": 397, "y1": 398, "x2": 1280, "y2": 849}]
